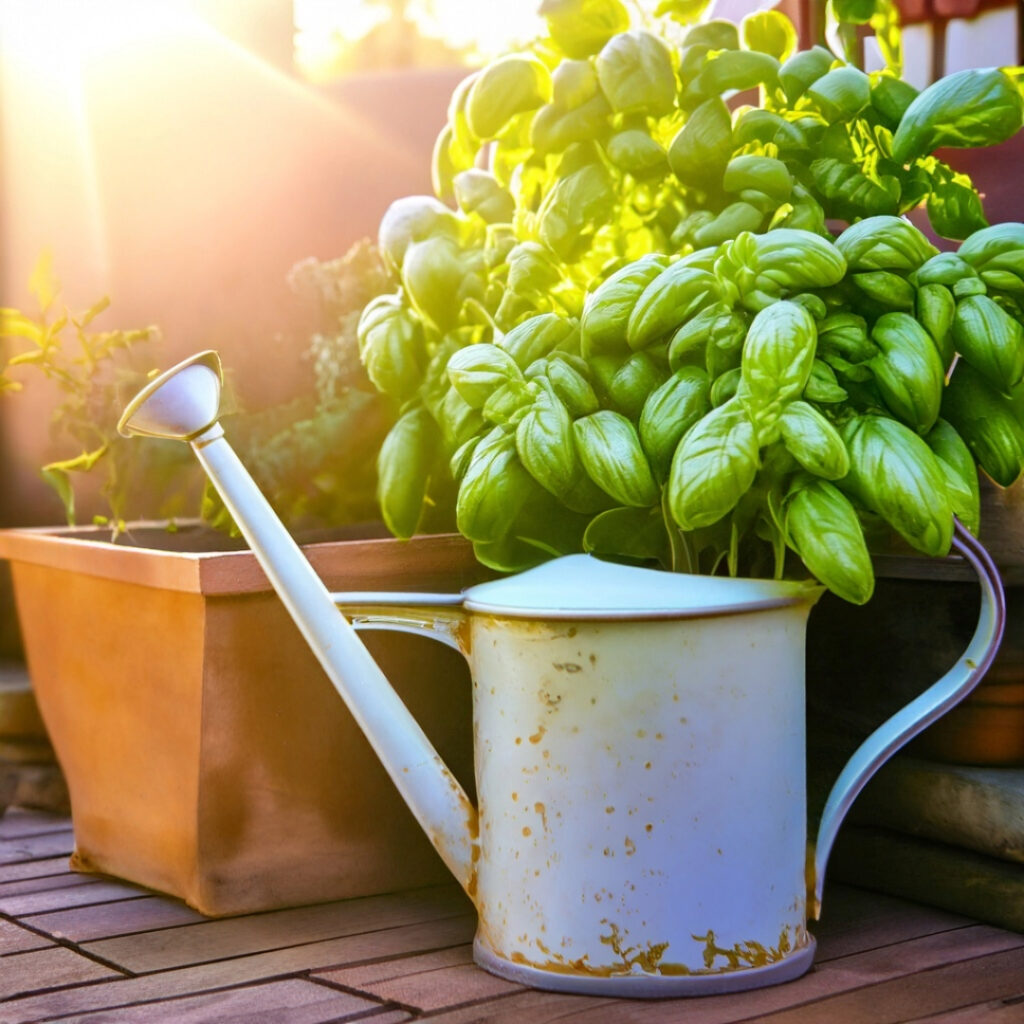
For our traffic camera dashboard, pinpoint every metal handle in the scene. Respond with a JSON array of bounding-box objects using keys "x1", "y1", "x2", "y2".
[
  {"x1": 337, "y1": 599, "x2": 469, "y2": 653},
  {"x1": 809, "y1": 519, "x2": 1006, "y2": 916}
]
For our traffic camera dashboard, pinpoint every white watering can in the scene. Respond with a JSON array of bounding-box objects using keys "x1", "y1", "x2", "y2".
[{"x1": 120, "y1": 351, "x2": 1005, "y2": 997}]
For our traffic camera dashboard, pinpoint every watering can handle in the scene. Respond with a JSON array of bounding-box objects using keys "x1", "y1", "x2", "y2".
[{"x1": 809, "y1": 519, "x2": 1006, "y2": 917}]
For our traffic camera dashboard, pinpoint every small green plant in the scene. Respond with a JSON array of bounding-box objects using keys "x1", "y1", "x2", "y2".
[
  {"x1": 0, "y1": 251, "x2": 196, "y2": 532},
  {"x1": 1, "y1": 242, "x2": 397, "y2": 537},
  {"x1": 200, "y1": 240, "x2": 397, "y2": 535}
]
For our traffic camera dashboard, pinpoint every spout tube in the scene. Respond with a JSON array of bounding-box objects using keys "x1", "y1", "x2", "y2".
[
  {"x1": 810, "y1": 520, "x2": 1005, "y2": 916},
  {"x1": 190, "y1": 426, "x2": 479, "y2": 896}
]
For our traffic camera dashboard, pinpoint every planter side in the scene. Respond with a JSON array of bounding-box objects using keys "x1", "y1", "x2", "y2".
[
  {"x1": 192, "y1": 590, "x2": 475, "y2": 914},
  {"x1": 1, "y1": 527, "x2": 485, "y2": 915},
  {"x1": 10, "y1": 561, "x2": 205, "y2": 899}
]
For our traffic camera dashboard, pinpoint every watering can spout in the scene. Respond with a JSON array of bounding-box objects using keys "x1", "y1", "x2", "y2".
[
  {"x1": 118, "y1": 351, "x2": 224, "y2": 442},
  {"x1": 119, "y1": 351, "x2": 480, "y2": 897}
]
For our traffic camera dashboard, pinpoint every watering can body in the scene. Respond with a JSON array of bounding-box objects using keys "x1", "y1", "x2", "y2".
[
  {"x1": 346, "y1": 560, "x2": 820, "y2": 993},
  {"x1": 118, "y1": 352, "x2": 1006, "y2": 997},
  {"x1": 464, "y1": 599, "x2": 813, "y2": 991}
]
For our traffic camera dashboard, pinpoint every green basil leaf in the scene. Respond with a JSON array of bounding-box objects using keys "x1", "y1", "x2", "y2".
[
  {"x1": 667, "y1": 398, "x2": 760, "y2": 530},
  {"x1": 538, "y1": 162, "x2": 616, "y2": 261},
  {"x1": 869, "y1": 312, "x2": 946, "y2": 433},
  {"x1": 456, "y1": 427, "x2": 537, "y2": 542},
  {"x1": 840, "y1": 414, "x2": 953, "y2": 555},
  {"x1": 778, "y1": 45, "x2": 834, "y2": 103},
  {"x1": 447, "y1": 343, "x2": 524, "y2": 408},
  {"x1": 739, "y1": 300, "x2": 818, "y2": 425},
  {"x1": 466, "y1": 54, "x2": 552, "y2": 140},
  {"x1": 953, "y1": 293, "x2": 1024, "y2": 391},
  {"x1": 892, "y1": 67, "x2": 1024, "y2": 164},
  {"x1": 741, "y1": 9, "x2": 797, "y2": 61},
  {"x1": 924, "y1": 418, "x2": 981, "y2": 535},
  {"x1": 516, "y1": 390, "x2": 580, "y2": 499},
  {"x1": 834, "y1": 215, "x2": 938, "y2": 271},
  {"x1": 779, "y1": 400, "x2": 850, "y2": 479},
  {"x1": 627, "y1": 264, "x2": 720, "y2": 349},
  {"x1": 377, "y1": 406, "x2": 439, "y2": 539},
  {"x1": 572, "y1": 410, "x2": 660, "y2": 507},
  {"x1": 638, "y1": 366, "x2": 710, "y2": 481},
  {"x1": 540, "y1": 0, "x2": 631, "y2": 59},
  {"x1": 668, "y1": 96, "x2": 733, "y2": 190},
  {"x1": 805, "y1": 65, "x2": 871, "y2": 122},
  {"x1": 785, "y1": 478, "x2": 874, "y2": 604},
  {"x1": 925, "y1": 165, "x2": 989, "y2": 242},
  {"x1": 582, "y1": 505, "x2": 670, "y2": 563},
  {"x1": 596, "y1": 29, "x2": 677, "y2": 116},
  {"x1": 581, "y1": 254, "x2": 669, "y2": 356},
  {"x1": 377, "y1": 195, "x2": 461, "y2": 272},
  {"x1": 942, "y1": 362, "x2": 1024, "y2": 487}
]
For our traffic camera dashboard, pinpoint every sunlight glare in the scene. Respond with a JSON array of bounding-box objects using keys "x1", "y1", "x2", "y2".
[
  {"x1": 409, "y1": 0, "x2": 545, "y2": 59},
  {"x1": 294, "y1": 0, "x2": 547, "y2": 77},
  {"x1": 0, "y1": 0, "x2": 197, "y2": 74}
]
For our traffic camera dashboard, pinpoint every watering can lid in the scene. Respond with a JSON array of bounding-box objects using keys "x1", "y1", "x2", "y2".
[{"x1": 462, "y1": 554, "x2": 820, "y2": 620}]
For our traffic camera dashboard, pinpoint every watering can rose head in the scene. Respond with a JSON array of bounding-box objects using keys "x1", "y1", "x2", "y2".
[{"x1": 352, "y1": 4, "x2": 1024, "y2": 602}]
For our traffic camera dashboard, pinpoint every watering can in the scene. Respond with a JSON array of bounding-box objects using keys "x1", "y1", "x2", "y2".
[{"x1": 119, "y1": 351, "x2": 1005, "y2": 997}]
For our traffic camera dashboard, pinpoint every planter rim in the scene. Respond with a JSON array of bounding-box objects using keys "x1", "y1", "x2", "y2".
[{"x1": 0, "y1": 520, "x2": 482, "y2": 596}]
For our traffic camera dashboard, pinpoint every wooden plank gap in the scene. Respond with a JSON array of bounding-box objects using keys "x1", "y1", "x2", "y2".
[
  {"x1": 0, "y1": 946, "x2": 125, "y2": 1004},
  {"x1": 19, "y1": 976, "x2": 398, "y2": 1024},
  {"x1": 79, "y1": 886, "x2": 473, "y2": 974},
  {"x1": 0, "y1": 831, "x2": 75, "y2": 865},
  {"x1": 0, "y1": 856, "x2": 77, "y2": 884}
]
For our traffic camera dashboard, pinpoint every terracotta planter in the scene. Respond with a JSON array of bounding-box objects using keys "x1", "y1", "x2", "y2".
[
  {"x1": 0, "y1": 522, "x2": 489, "y2": 915},
  {"x1": 807, "y1": 532, "x2": 1024, "y2": 769}
]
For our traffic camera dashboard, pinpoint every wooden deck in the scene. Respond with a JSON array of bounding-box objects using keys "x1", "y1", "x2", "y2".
[{"x1": 1, "y1": 808, "x2": 1023, "y2": 1023}]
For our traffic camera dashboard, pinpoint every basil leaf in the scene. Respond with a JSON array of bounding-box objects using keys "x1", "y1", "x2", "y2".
[
  {"x1": 377, "y1": 406, "x2": 439, "y2": 539},
  {"x1": 779, "y1": 401, "x2": 850, "y2": 480},
  {"x1": 667, "y1": 398, "x2": 760, "y2": 530},
  {"x1": 924, "y1": 418, "x2": 981, "y2": 535},
  {"x1": 892, "y1": 67, "x2": 1024, "y2": 164},
  {"x1": 739, "y1": 300, "x2": 818, "y2": 427},
  {"x1": 840, "y1": 414, "x2": 953, "y2": 556},
  {"x1": 572, "y1": 410, "x2": 660, "y2": 506},
  {"x1": 785, "y1": 479, "x2": 874, "y2": 605},
  {"x1": 596, "y1": 30, "x2": 677, "y2": 116},
  {"x1": 583, "y1": 505, "x2": 670, "y2": 562}
]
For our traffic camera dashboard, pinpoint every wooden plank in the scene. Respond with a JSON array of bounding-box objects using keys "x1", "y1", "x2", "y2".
[
  {"x1": 22, "y1": 895, "x2": 210, "y2": 942},
  {"x1": 0, "y1": 871, "x2": 94, "y2": 899},
  {"x1": 425, "y1": 924, "x2": 1023, "y2": 1024},
  {"x1": 0, "y1": 872, "x2": 99, "y2": 899},
  {"x1": 0, "y1": 856, "x2": 73, "y2": 883},
  {"x1": 319, "y1": 945, "x2": 523, "y2": 1013},
  {"x1": 814, "y1": 884, "x2": 974, "y2": 961},
  {"x1": 0, "y1": 946, "x2": 122, "y2": 1001},
  {"x1": 320, "y1": 943, "x2": 475, "y2": 986},
  {"x1": 402, "y1": 988, "x2": 616, "y2": 1023},
  {"x1": 341, "y1": 962, "x2": 522, "y2": 1013},
  {"x1": 915, "y1": 1000, "x2": 1024, "y2": 1023},
  {"x1": 0, "y1": 878, "x2": 152, "y2": 916},
  {"x1": 81, "y1": 885, "x2": 471, "y2": 973},
  {"x1": 0, "y1": 918, "x2": 52, "y2": 955},
  {"x1": 32, "y1": 978, "x2": 396, "y2": 1024},
  {"x1": 0, "y1": 830, "x2": 74, "y2": 865},
  {"x1": 0, "y1": 810, "x2": 70, "y2": 840},
  {"x1": 746, "y1": 946, "x2": 1024, "y2": 1023},
  {"x1": 0, "y1": 914, "x2": 475, "y2": 1024}
]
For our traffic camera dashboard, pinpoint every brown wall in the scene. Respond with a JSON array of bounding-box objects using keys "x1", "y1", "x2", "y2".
[{"x1": 1, "y1": 17, "x2": 465, "y2": 526}]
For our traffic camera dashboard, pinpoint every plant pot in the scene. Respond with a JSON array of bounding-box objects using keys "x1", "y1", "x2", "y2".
[
  {"x1": 807, "y1": 542, "x2": 1024, "y2": 769},
  {"x1": 0, "y1": 521, "x2": 488, "y2": 915}
]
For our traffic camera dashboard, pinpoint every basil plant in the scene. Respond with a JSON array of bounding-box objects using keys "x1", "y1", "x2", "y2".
[{"x1": 355, "y1": 0, "x2": 1024, "y2": 605}]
